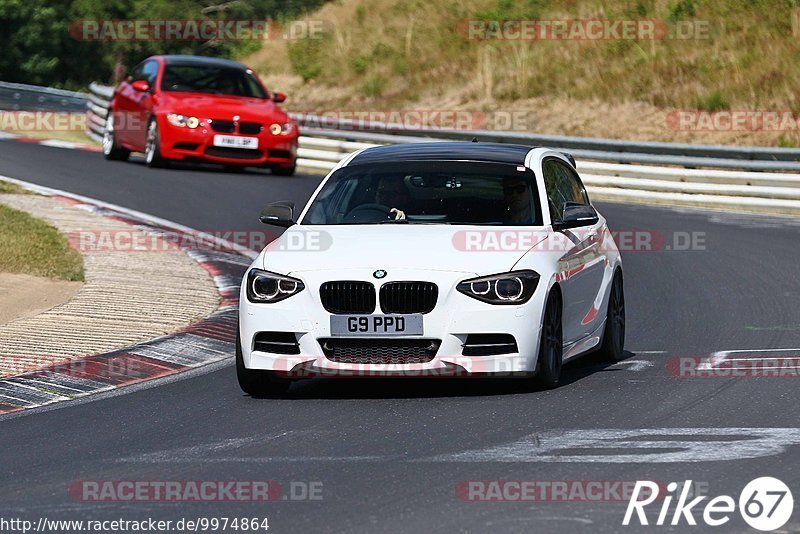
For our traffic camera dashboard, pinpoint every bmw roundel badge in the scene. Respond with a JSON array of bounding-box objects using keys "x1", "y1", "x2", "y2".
[{"x1": 373, "y1": 270, "x2": 387, "y2": 279}]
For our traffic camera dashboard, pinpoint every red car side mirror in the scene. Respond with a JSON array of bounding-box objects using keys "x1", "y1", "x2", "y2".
[
  {"x1": 131, "y1": 80, "x2": 150, "y2": 92},
  {"x1": 272, "y1": 92, "x2": 286, "y2": 103}
]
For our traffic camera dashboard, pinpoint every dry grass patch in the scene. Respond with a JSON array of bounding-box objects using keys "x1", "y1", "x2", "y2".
[{"x1": 244, "y1": 0, "x2": 800, "y2": 146}]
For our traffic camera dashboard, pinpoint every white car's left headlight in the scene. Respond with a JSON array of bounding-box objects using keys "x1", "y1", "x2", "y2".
[
  {"x1": 457, "y1": 270, "x2": 539, "y2": 305},
  {"x1": 246, "y1": 269, "x2": 305, "y2": 303}
]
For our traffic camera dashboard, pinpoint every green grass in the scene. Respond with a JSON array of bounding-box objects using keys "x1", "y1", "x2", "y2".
[
  {"x1": 0, "y1": 181, "x2": 31, "y2": 194},
  {"x1": 697, "y1": 90, "x2": 730, "y2": 111},
  {"x1": 0, "y1": 204, "x2": 84, "y2": 281},
  {"x1": 778, "y1": 133, "x2": 799, "y2": 147},
  {"x1": 362, "y1": 74, "x2": 386, "y2": 97}
]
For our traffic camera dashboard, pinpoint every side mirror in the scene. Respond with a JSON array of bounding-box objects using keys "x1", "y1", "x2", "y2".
[
  {"x1": 553, "y1": 202, "x2": 598, "y2": 231},
  {"x1": 272, "y1": 92, "x2": 287, "y2": 103},
  {"x1": 259, "y1": 201, "x2": 295, "y2": 227},
  {"x1": 131, "y1": 80, "x2": 150, "y2": 92}
]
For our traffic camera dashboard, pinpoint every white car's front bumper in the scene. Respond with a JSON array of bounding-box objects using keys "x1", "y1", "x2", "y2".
[{"x1": 239, "y1": 268, "x2": 548, "y2": 377}]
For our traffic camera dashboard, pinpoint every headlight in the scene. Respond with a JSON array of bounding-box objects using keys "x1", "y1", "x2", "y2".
[
  {"x1": 269, "y1": 122, "x2": 296, "y2": 135},
  {"x1": 456, "y1": 270, "x2": 539, "y2": 305},
  {"x1": 166, "y1": 114, "x2": 200, "y2": 128},
  {"x1": 246, "y1": 269, "x2": 305, "y2": 303}
]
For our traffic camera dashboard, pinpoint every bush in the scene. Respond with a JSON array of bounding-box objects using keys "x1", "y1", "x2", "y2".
[
  {"x1": 288, "y1": 38, "x2": 325, "y2": 81},
  {"x1": 362, "y1": 74, "x2": 386, "y2": 97},
  {"x1": 352, "y1": 56, "x2": 369, "y2": 75},
  {"x1": 697, "y1": 91, "x2": 730, "y2": 111}
]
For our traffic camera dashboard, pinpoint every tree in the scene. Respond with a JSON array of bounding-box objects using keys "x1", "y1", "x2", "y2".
[{"x1": 0, "y1": 0, "x2": 329, "y2": 89}]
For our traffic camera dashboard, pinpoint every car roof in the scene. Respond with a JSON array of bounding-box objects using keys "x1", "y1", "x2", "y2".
[
  {"x1": 159, "y1": 55, "x2": 250, "y2": 70},
  {"x1": 347, "y1": 142, "x2": 538, "y2": 166}
]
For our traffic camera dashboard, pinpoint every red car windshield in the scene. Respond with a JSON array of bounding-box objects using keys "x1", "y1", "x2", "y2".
[{"x1": 161, "y1": 64, "x2": 267, "y2": 98}]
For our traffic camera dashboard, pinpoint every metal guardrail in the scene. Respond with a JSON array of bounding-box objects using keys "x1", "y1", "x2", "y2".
[
  {"x1": 84, "y1": 82, "x2": 112, "y2": 143},
  {"x1": 0, "y1": 81, "x2": 88, "y2": 112},
  {"x1": 2, "y1": 81, "x2": 769, "y2": 216},
  {"x1": 293, "y1": 118, "x2": 800, "y2": 172}
]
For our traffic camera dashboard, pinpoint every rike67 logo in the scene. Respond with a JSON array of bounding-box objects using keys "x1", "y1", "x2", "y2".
[{"x1": 623, "y1": 477, "x2": 793, "y2": 531}]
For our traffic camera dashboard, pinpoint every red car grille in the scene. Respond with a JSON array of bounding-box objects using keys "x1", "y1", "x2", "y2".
[
  {"x1": 239, "y1": 122, "x2": 262, "y2": 134},
  {"x1": 208, "y1": 120, "x2": 262, "y2": 135},
  {"x1": 209, "y1": 120, "x2": 235, "y2": 133},
  {"x1": 204, "y1": 147, "x2": 263, "y2": 159}
]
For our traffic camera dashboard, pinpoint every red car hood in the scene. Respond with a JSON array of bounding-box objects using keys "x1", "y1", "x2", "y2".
[{"x1": 158, "y1": 92, "x2": 288, "y2": 122}]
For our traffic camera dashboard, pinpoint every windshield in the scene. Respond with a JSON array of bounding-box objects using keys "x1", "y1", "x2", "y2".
[
  {"x1": 161, "y1": 64, "x2": 267, "y2": 98},
  {"x1": 301, "y1": 161, "x2": 542, "y2": 225}
]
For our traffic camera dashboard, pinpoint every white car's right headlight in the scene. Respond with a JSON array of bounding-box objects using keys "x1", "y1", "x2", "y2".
[
  {"x1": 457, "y1": 270, "x2": 539, "y2": 305},
  {"x1": 246, "y1": 268, "x2": 305, "y2": 303}
]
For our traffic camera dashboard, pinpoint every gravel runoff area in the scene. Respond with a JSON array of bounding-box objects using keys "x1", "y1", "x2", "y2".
[{"x1": 0, "y1": 192, "x2": 220, "y2": 378}]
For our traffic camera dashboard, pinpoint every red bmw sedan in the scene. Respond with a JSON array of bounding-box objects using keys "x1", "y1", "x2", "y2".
[{"x1": 102, "y1": 55, "x2": 298, "y2": 175}]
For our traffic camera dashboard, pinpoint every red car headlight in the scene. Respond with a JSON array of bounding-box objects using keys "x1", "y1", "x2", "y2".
[
  {"x1": 268, "y1": 122, "x2": 297, "y2": 136},
  {"x1": 167, "y1": 114, "x2": 200, "y2": 129}
]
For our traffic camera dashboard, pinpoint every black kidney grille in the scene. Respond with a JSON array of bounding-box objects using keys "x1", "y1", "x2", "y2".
[
  {"x1": 320, "y1": 281, "x2": 376, "y2": 314},
  {"x1": 209, "y1": 119, "x2": 235, "y2": 133},
  {"x1": 319, "y1": 338, "x2": 440, "y2": 364},
  {"x1": 238, "y1": 122, "x2": 262, "y2": 135},
  {"x1": 379, "y1": 282, "x2": 438, "y2": 314}
]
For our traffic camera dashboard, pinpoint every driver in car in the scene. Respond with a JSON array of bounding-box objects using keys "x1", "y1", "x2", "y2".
[
  {"x1": 216, "y1": 76, "x2": 237, "y2": 95},
  {"x1": 502, "y1": 177, "x2": 533, "y2": 224},
  {"x1": 376, "y1": 177, "x2": 412, "y2": 220}
]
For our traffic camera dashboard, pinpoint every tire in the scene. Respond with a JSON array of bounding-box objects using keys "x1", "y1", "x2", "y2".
[
  {"x1": 598, "y1": 270, "x2": 626, "y2": 362},
  {"x1": 144, "y1": 118, "x2": 168, "y2": 168},
  {"x1": 271, "y1": 164, "x2": 296, "y2": 176},
  {"x1": 535, "y1": 290, "x2": 563, "y2": 388},
  {"x1": 236, "y1": 330, "x2": 291, "y2": 397},
  {"x1": 102, "y1": 114, "x2": 130, "y2": 161}
]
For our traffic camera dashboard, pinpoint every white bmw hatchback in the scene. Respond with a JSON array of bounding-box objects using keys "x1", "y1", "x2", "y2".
[{"x1": 237, "y1": 142, "x2": 624, "y2": 395}]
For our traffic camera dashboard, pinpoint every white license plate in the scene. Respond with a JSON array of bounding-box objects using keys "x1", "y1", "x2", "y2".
[
  {"x1": 330, "y1": 314, "x2": 423, "y2": 336},
  {"x1": 213, "y1": 135, "x2": 258, "y2": 149}
]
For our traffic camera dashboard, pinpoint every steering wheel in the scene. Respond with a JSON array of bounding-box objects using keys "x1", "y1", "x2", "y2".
[{"x1": 344, "y1": 203, "x2": 392, "y2": 223}]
